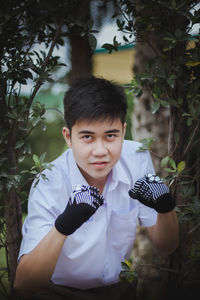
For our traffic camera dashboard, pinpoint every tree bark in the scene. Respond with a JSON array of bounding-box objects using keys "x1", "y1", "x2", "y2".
[
  {"x1": 4, "y1": 188, "x2": 22, "y2": 286},
  {"x1": 67, "y1": 0, "x2": 93, "y2": 85},
  {"x1": 68, "y1": 33, "x2": 93, "y2": 84},
  {"x1": 4, "y1": 130, "x2": 23, "y2": 288},
  {"x1": 0, "y1": 69, "x2": 22, "y2": 291},
  {"x1": 163, "y1": 106, "x2": 200, "y2": 299},
  {"x1": 132, "y1": 32, "x2": 170, "y2": 174},
  {"x1": 130, "y1": 2, "x2": 200, "y2": 298}
]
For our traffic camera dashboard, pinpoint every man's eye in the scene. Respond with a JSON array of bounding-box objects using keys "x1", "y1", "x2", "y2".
[
  {"x1": 82, "y1": 135, "x2": 92, "y2": 140},
  {"x1": 107, "y1": 134, "x2": 116, "y2": 139}
]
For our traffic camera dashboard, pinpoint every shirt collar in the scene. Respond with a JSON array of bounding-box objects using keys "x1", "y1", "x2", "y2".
[
  {"x1": 68, "y1": 150, "x2": 88, "y2": 189},
  {"x1": 107, "y1": 159, "x2": 130, "y2": 192}
]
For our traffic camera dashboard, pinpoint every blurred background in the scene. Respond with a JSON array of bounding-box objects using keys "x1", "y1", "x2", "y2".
[
  {"x1": 21, "y1": 18, "x2": 136, "y2": 186},
  {"x1": 1, "y1": 1, "x2": 199, "y2": 299}
]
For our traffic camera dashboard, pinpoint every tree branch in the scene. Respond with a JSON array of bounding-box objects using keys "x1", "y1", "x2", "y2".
[
  {"x1": 29, "y1": 18, "x2": 64, "y2": 107},
  {"x1": 183, "y1": 121, "x2": 200, "y2": 157}
]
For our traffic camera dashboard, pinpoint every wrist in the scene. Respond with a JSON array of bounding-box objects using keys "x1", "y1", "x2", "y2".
[{"x1": 53, "y1": 226, "x2": 68, "y2": 238}]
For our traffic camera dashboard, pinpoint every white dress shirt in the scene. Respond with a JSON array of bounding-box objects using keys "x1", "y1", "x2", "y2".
[{"x1": 19, "y1": 140, "x2": 157, "y2": 289}]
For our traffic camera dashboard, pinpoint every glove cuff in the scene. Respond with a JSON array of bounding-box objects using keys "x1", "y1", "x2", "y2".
[{"x1": 155, "y1": 193, "x2": 176, "y2": 213}]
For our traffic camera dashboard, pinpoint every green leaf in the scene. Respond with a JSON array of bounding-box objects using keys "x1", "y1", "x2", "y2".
[
  {"x1": 151, "y1": 102, "x2": 160, "y2": 114},
  {"x1": 46, "y1": 77, "x2": 54, "y2": 83},
  {"x1": 186, "y1": 61, "x2": 200, "y2": 67},
  {"x1": 164, "y1": 167, "x2": 176, "y2": 173},
  {"x1": 0, "y1": 172, "x2": 9, "y2": 178},
  {"x1": 138, "y1": 137, "x2": 154, "y2": 151},
  {"x1": 135, "y1": 87, "x2": 142, "y2": 98},
  {"x1": 33, "y1": 179, "x2": 40, "y2": 188},
  {"x1": 24, "y1": 144, "x2": 31, "y2": 155},
  {"x1": 18, "y1": 156, "x2": 25, "y2": 163},
  {"x1": 167, "y1": 98, "x2": 178, "y2": 107},
  {"x1": 124, "y1": 259, "x2": 132, "y2": 269},
  {"x1": 123, "y1": 35, "x2": 129, "y2": 42},
  {"x1": 87, "y1": 19, "x2": 93, "y2": 30},
  {"x1": 18, "y1": 78, "x2": 27, "y2": 85},
  {"x1": 167, "y1": 75, "x2": 177, "y2": 88},
  {"x1": 177, "y1": 161, "x2": 186, "y2": 173},
  {"x1": 160, "y1": 100, "x2": 169, "y2": 108},
  {"x1": 30, "y1": 170, "x2": 38, "y2": 175},
  {"x1": 15, "y1": 140, "x2": 25, "y2": 149},
  {"x1": 169, "y1": 158, "x2": 177, "y2": 170},
  {"x1": 41, "y1": 173, "x2": 48, "y2": 181},
  {"x1": 182, "y1": 112, "x2": 191, "y2": 117},
  {"x1": 88, "y1": 33, "x2": 97, "y2": 51},
  {"x1": 45, "y1": 163, "x2": 54, "y2": 170},
  {"x1": 32, "y1": 116, "x2": 41, "y2": 127},
  {"x1": 33, "y1": 154, "x2": 40, "y2": 165},
  {"x1": 161, "y1": 156, "x2": 170, "y2": 167},
  {"x1": 40, "y1": 152, "x2": 46, "y2": 164},
  {"x1": 117, "y1": 19, "x2": 122, "y2": 29},
  {"x1": 187, "y1": 117, "x2": 193, "y2": 126},
  {"x1": 121, "y1": 262, "x2": 130, "y2": 271},
  {"x1": 174, "y1": 131, "x2": 179, "y2": 144},
  {"x1": 102, "y1": 43, "x2": 114, "y2": 53}
]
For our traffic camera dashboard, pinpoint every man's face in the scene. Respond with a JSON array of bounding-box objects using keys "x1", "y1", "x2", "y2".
[{"x1": 63, "y1": 118, "x2": 126, "y2": 192}]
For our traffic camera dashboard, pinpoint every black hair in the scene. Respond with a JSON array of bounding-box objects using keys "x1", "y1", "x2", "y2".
[{"x1": 63, "y1": 76, "x2": 127, "y2": 131}]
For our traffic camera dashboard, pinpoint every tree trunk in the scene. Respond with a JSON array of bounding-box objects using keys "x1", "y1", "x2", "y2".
[
  {"x1": 67, "y1": 0, "x2": 93, "y2": 85},
  {"x1": 4, "y1": 130, "x2": 23, "y2": 289},
  {"x1": 130, "y1": 2, "x2": 200, "y2": 298},
  {"x1": 131, "y1": 38, "x2": 170, "y2": 300},
  {"x1": 68, "y1": 33, "x2": 93, "y2": 84},
  {"x1": 4, "y1": 189, "x2": 22, "y2": 286},
  {"x1": 132, "y1": 94, "x2": 169, "y2": 174},
  {"x1": 162, "y1": 106, "x2": 200, "y2": 300},
  {"x1": 0, "y1": 73, "x2": 22, "y2": 291},
  {"x1": 132, "y1": 31, "x2": 170, "y2": 175}
]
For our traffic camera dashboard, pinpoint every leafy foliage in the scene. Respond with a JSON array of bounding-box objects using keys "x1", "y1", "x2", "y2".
[
  {"x1": 0, "y1": 0, "x2": 99, "y2": 297},
  {"x1": 119, "y1": 259, "x2": 138, "y2": 283},
  {"x1": 0, "y1": 1, "x2": 66, "y2": 295},
  {"x1": 104, "y1": 0, "x2": 200, "y2": 295}
]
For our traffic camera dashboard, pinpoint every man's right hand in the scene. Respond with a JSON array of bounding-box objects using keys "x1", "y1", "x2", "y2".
[{"x1": 55, "y1": 185, "x2": 104, "y2": 235}]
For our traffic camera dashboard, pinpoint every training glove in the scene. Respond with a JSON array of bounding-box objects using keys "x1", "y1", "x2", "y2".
[
  {"x1": 55, "y1": 185, "x2": 104, "y2": 235},
  {"x1": 129, "y1": 173, "x2": 175, "y2": 213}
]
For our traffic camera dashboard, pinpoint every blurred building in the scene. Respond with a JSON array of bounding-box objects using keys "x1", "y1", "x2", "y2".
[{"x1": 93, "y1": 45, "x2": 135, "y2": 84}]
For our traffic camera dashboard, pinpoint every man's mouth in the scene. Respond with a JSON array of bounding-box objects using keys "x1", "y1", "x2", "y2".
[{"x1": 91, "y1": 162, "x2": 108, "y2": 168}]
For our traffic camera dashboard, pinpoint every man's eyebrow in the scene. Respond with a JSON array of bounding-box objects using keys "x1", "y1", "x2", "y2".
[
  {"x1": 105, "y1": 129, "x2": 120, "y2": 133},
  {"x1": 78, "y1": 130, "x2": 94, "y2": 134},
  {"x1": 78, "y1": 129, "x2": 120, "y2": 134}
]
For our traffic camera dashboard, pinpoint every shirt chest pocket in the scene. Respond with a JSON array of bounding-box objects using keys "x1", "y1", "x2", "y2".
[{"x1": 107, "y1": 207, "x2": 138, "y2": 259}]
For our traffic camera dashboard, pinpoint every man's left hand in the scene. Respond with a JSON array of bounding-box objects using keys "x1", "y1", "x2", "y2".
[{"x1": 129, "y1": 174, "x2": 175, "y2": 213}]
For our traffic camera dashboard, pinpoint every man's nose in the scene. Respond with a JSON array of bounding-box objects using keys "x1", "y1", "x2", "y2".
[{"x1": 92, "y1": 140, "x2": 108, "y2": 156}]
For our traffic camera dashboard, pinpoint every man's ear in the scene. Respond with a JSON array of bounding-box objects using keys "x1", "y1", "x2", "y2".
[
  {"x1": 123, "y1": 122, "x2": 127, "y2": 138},
  {"x1": 62, "y1": 127, "x2": 72, "y2": 148}
]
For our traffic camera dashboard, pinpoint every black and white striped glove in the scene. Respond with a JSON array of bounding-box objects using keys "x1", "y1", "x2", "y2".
[
  {"x1": 129, "y1": 174, "x2": 175, "y2": 213},
  {"x1": 55, "y1": 185, "x2": 104, "y2": 235}
]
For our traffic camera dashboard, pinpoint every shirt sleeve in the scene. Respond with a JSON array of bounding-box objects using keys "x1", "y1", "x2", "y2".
[
  {"x1": 138, "y1": 204, "x2": 157, "y2": 227},
  {"x1": 18, "y1": 167, "x2": 69, "y2": 259}
]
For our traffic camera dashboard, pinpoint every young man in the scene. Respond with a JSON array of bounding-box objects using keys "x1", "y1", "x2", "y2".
[{"x1": 14, "y1": 76, "x2": 179, "y2": 299}]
